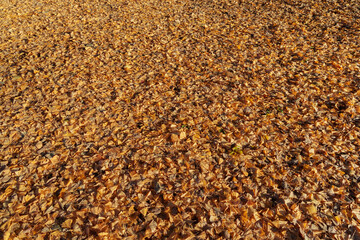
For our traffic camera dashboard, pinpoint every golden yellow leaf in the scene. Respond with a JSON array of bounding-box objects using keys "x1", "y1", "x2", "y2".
[
  {"x1": 3, "y1": 231, "x2": 10, "y2": 240},
  {"x1": 307, "y1": 204, "x2": 317, "y2": 215},
  {"x1": 140, "y1": 207, "x2": 148, "y2": 216},
  {"x1": 334, "y1": 215, "x2": 341, "y2": 224},
  {"x1": 180, "y1": 131, "x2": 186, "y2": 140},
  {"x1": 171, "y1": 134, "x2": 179, "y2": 142},
  {"x1": 62, "y1": 219, "x2": 73, "y2": 228}
]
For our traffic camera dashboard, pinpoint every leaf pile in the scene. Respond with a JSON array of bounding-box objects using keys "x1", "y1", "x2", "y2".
[{"x1": 1, "y1": 0, "x2": 360, "y2": 239}]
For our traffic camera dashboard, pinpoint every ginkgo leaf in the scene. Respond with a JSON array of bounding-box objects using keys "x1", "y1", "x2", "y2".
[{"x1": 0, "y1": 0, "x2": 358, "y2": 239}]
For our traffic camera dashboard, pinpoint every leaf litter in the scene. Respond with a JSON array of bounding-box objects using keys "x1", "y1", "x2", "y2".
[{"x1": 0, "y1": 0, "x2": 360, "y2": 239}]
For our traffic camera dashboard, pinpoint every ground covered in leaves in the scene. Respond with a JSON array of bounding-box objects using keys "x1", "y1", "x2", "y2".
[{"x1": 1, "y1": 0, "x2": 360, "y2": 239}]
